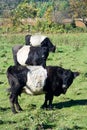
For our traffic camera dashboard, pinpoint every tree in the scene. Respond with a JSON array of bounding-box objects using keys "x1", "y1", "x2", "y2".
[
  {"x1": 69, "y1": 0, "x2": 87, "y2": 19},
  {"x1": 11, "y1": 2, "x2": 38, "y2": 26}
]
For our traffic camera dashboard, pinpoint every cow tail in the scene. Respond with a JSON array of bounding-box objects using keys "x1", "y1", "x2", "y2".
[{"x1": 6, "y1": 66, "x2": 17, "y2": 91}]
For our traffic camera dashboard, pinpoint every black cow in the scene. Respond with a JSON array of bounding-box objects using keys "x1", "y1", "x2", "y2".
[
  {"x1": 25, "y1": 34, "x2": 56, "y2": 52},
  {"x1": 7, "y1": 65, "x2": 79, "y2": 113},
  {"x1": 12, "y1": 45, "x2": 49, "y2": 67}
]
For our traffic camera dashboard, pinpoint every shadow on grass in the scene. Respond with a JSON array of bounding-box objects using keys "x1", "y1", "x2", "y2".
[
  {"x1": 53, "y1": 99, "x2": 87, "y2": 109},
  {"x1": 0, "y1": 81, "x2": 4, "y2": 84},
  {"x1": 0, "y1": 119, "x2": 16, "y2": 125},
  {"x1": 61, "y1": 125, "x2": 86, "y2": 130},
  {"x1": 36, "y1": 123, "x2": 56, "y2": 130},
  {"x1": 0, "y1": 107, "x2": 10, "y2": 112}
]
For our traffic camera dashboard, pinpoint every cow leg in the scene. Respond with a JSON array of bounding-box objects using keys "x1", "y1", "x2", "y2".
[
  {"x1": 15, "y1": 97, "x2": 23, "y2": 112},
  {"x1": 41, "y1": 93, "x2": 48, "y2": 109},
  {"x1": 48, "y1": 95, "x2": 53, "y2": 109},
  {"x1": 41, "y1": 93, "x2": 53, "y2": 109},
  {"x1": 9, "y1": 94, "x2": 17, "y2": 114}
]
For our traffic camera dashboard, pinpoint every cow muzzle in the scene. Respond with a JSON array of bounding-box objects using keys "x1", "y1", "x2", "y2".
[{"x1": 62, "y1": 84, "x2": 67, "y2": 94}]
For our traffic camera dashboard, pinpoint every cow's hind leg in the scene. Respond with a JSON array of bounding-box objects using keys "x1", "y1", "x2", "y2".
[
  {"x1": 15, "y1": 97, "x2": 23, "y2": 112},
  {"x1": 10, "y1": 93, "x2": 17, "y2": 114}
]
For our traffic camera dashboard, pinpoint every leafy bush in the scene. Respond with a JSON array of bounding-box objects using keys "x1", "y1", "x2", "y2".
[{"x1": 31, "y1": 19, "x2": 65, "y2": 33}]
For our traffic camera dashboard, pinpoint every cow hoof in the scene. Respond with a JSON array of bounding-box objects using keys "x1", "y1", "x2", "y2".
[
  {"x1": 48, "y1": 105, "x2": 53, "y2": 110},
  {"x1": 18, "y1": 109, "x2": 23, "y2": 112},
  {"x1": 12, "y1": 110, "x2": 18, "y2": 114},
  {"x1": 18, "y1": 108, "x2": 23, "y2": 111},
  {"x1": 12, "y1": 108, "x2": 18, "y2": 114},
  {"x1": 40, "y1": 104, "x2": 48, "y2": 109}
]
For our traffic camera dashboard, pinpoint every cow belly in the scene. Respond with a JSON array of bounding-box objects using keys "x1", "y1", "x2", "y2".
[
  {"x1": 23, "y1": 86, "x2": 45, "y2": 95},
  {"x1": 26, "y1": 66, "x2": 47, "y2": 95}
]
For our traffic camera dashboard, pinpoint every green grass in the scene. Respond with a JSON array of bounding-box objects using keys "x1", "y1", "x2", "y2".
[{"x1": 0, "y1": 33, "x2": 87, "y2": 130}]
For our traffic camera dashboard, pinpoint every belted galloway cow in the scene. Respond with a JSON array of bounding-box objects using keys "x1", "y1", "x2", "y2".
[
  {"x1": 25, "y1": 34, "x2": 56, "y2": 52},
  {"x1": 7, "y1": 65, "x2": 79, "y2": 113},
  {"x1": 12, "y1": 45, "x2": 49, "y2": 67}
]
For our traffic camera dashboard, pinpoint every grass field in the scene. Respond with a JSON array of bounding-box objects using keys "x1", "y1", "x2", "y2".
[{"x1": 0, "y1": 33, "x2": 87, "y2": 130}]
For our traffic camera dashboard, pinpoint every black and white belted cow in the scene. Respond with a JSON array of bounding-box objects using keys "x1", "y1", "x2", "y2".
[
  {"x1": 25, "y1": 34, "x2": 56, "y2": 52},
  {"x1": 7, "y1": 65, "x2": 79, "y2": 113},
  {"x1": 12, "y1": 45, "x2": 49, "y2": 67}
]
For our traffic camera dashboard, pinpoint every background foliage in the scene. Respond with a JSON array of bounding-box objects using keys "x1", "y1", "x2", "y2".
[{"x1": 0, "y1": 0, "x2": 87, "y2": 33}]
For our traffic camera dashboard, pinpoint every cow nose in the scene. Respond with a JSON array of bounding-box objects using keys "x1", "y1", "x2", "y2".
[
  {"x1": 42, "y1": 56, "x2": 46, "y2": 61},
  {"x1": 62, "y1": 84, "x2": 67, "y2": 94},
  {"x1": 42, "y1": 55, "x2": 44, "y2": 58},
  {"x1": 62, "y1": 84, "x2": 66, "y2": 88}
]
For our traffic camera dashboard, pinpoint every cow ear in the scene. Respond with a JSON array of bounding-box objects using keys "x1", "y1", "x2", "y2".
[{"x1": 74, "y1": 72, "x2": 80, "y2": 78}]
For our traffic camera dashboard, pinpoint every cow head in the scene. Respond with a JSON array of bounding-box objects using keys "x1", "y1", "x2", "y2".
[
  {"x1": 41, "y1": 37, "x2": 56, "y2": 53},
  {"x1": 49, "y1": 45, "x2": 56, "y2": 52},
  {"x1": 62, "y1": 70, "x2": 79, "y2": 94},
  {"x1": 28, "y1": 46, "x2": 49, "y2": 68}
]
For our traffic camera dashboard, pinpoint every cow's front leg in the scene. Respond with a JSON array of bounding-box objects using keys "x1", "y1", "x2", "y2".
[
  {"x1": 48, "y1": 95, "x2": 53, "y2": 109},
  {"x1": 41, "y1": 93, "x2": 49, "y2": 109},
  {"x1": 41, "y1": 93, "x2": 54, "y2": 109}
]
